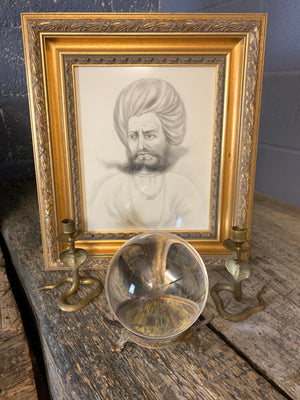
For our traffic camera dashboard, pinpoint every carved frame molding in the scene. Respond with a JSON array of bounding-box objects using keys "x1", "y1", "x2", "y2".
[{"x1": 22, "y1": 13, "x2": 267, "y2": 269}]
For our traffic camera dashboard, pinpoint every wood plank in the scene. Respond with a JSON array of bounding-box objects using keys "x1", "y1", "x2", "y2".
[
  {"x1": 0, "y1": 180, "x2": 296, "y2": 399},
  {"x1": 0, "y1": 248, "x2": 38, "y2": 400},
  {"x1": 203, "y1": 192, "x2": 300, "y2": 399}
]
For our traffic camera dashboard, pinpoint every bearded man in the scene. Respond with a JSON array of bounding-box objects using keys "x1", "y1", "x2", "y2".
[{"x1": 90, "y1": 78, "x2": 205, "y2": 230}]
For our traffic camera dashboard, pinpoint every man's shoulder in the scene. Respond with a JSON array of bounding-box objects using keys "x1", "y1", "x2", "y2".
[
  {"x1": 165, "y1": 171, "x2": 201, "y2": 195},
  {"x1": 165, "y1": 171, "x2": 194, "y2": 185},
  {"x1": 93, "y1": 172, "x2": 129, "y2": 198},
  {"x1": 102, "y1": 173, "x2": 128, "y2": 186}
]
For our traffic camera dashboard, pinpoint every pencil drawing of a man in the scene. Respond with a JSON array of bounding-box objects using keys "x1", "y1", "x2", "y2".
[{"x1": 90, "y1": 78, "x2": 206, "y2": 230}]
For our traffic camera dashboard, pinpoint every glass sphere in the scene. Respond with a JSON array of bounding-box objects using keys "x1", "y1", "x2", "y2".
[{"x1": 105, "y1": 231, "x2": 209, "y2": 341}]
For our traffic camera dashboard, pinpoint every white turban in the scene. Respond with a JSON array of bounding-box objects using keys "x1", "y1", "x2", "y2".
[{"x1": 113, "y1": 78, "x2": 186, "y2": 148}]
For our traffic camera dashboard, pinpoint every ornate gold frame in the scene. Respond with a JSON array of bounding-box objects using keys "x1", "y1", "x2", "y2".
[{"x1": 22, "y1": 13, "x2": 267, "y2": 270}]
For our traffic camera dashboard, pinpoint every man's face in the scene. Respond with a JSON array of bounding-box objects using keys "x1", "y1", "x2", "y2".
[{"x1": 127, "y1": 112, "x2": 168, "y2": 170}]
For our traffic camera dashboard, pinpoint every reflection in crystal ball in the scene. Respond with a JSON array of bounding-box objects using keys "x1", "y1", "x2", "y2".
[{"x1": 105, "y1": 232, "x2": 209, "y2": 340}]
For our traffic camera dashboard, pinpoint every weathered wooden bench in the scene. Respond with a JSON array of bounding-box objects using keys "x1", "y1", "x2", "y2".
[
  {"x1": 0, "y1": 179, "x2": 299, "y2": 399},
  {"x1": 0, "y1": 247, "x2": 38, "y2": 399}
]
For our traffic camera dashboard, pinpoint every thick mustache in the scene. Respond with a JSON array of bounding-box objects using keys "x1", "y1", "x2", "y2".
[{"x1": 134, "y1": 150, "x2": 161, "y2": 159}]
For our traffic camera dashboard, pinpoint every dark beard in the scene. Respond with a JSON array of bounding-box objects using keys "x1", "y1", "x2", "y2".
[
  {"x1": 103, "y1": 146, "x2": 188, "y2": 174},
  {"x1": 106, "y1": 150, "x2": 171, "y2": 174}
]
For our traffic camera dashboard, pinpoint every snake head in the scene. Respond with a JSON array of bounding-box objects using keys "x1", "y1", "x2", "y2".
[{"x1": 225, "y1": 258, "x2": 253, "y2": 282}]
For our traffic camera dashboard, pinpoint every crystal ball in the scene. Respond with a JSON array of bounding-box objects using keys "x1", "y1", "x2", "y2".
[{"x1": 105, "y1": 232, "x2": 209, "y2": 341}]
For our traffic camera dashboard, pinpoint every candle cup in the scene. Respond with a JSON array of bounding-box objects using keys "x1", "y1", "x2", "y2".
[
  {"x1": 61, "y1": 218, "x2": 76, "y2": 235},
  {"x1": 231, "y1": 226, "x2": 247, "y2": 243}
]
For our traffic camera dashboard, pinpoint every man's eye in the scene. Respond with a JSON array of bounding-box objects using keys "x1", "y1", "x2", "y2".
[
  {"x1": 144, "y1": 132, "x2": 157, "y2": 140},
  {"x1": 128, "y1": 133, "x2": 137, "y2": 141}
]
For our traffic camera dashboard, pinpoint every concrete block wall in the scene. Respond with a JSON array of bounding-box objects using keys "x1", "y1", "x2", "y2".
[
  {"x1": 161, "y1": 0, "x2": 300, "y2": 206},
  {"x1": 0, "y1": 0, "x2": 159, "y2": 179},
  {"x1": 1, "y1": 0, "x2": 299, "y2": 206}
]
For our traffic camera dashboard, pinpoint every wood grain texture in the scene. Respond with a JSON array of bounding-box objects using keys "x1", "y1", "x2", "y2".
[
  {"x1": 0, "y1": 180, "x2": 297, "y2": 399},
  {"x1": 204, "y1": 192, "x2": 300, "y2": 399},
  {"x1": 0, "y1": 247, "x2": 38, "y2": 400}
]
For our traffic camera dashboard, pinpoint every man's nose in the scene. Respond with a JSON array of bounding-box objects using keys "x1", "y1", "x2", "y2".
[{"x1": 138, "y1": 134, "x2": 147, "y2": 150}]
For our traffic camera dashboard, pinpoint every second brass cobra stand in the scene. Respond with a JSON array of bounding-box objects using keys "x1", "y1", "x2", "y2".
[
  {"x1": 38, "y1": 219, "x2": 103, "y2": 312},
  {"x1": 210, "y1": 226, "x2": 265, "y2": 322}
]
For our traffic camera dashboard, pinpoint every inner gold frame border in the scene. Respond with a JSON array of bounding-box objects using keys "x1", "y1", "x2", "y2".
[
  {"x1": 22, "y1": 13, "x2": 267, "y2": 270},
  {"x1": 65, "y1": 54, "x2": 225, "y2": 239}
]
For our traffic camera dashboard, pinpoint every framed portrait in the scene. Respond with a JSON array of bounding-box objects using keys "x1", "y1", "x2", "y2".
[{"x1": 22, "y1": 13, "x2": 267, "y2": 270}]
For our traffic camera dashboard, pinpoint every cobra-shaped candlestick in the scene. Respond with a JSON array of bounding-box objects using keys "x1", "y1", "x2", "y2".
[
  {"x1": 38, "y1": 219, "x2": 103, "y2": 312},
  {"x1": 211, "y1": 226, "x2": 265, "y2": 322}
]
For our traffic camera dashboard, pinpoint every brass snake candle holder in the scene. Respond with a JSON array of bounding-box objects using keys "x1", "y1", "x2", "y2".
[
  {"x1": 210, "y1": 226, "x2": 265, "y2": 322},
  {"x1": 39, "y1": 219, "x2": 103, "y2": 312}
]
